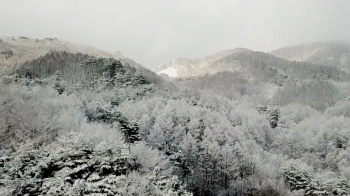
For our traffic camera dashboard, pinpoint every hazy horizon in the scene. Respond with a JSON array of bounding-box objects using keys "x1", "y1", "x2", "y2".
[{"x1": 1, "y1": 0, "x2": 350, "y2": 69}]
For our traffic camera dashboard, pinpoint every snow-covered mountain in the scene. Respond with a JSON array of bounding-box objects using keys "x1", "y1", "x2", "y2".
[
  {"x1": 270, "y1": 42, "x2": 350, "y2": 71},
  {"x1": 157, "y1": 42, "x2": 350, "y2": 80},
  {"x1": 155, "y1": 48, "x2": 252, "y2": 78},
  {"x1": 0, "y1": 36, "x2": 124, "y2": 73}
]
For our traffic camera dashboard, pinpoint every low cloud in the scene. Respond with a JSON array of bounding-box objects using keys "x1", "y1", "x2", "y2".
[{"x1": 1, "y1": 0, "x2": 349, "y2": 68}]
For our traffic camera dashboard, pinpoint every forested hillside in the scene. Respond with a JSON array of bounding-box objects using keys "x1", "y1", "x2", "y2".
[
  {"x1": 156, "y1": 48, "x2": 350, "y2": 82},
  {"x1": 0, "y1": 36, "x2": 125, "y2": 74},
  {"x1": 1, "y1": 40, "x2": 350, "y2": 196}
]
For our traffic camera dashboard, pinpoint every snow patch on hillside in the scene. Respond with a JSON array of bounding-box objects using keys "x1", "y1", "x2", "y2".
[
  {"x1": 158, "y1": 67, "x2": 178, "y2": 78},
  {"x1": 264, "y1": 83, "x2": 279, "y2": 99}
]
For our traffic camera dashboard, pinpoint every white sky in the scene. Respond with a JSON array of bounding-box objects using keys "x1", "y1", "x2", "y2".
[{"x1": 1, "y1": 0, "x2": 350, "y2": 69}]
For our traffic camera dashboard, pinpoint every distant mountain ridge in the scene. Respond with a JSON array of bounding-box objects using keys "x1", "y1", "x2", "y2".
[
  {"x1": 0, "y1": 36, "x2": 174, "y2": 90},
  {"x1": 156, "y1": 45, "x2": 349, "y2": 82},
  {"x1": 270, "y1": 42, "x2": 350, "y2": 71},
  {"x1": 0, "y1": 36, "x2": 124, "y2": 73},
  {"x1": 155, "y1": 48, "x2": 251, "y2": 78}
]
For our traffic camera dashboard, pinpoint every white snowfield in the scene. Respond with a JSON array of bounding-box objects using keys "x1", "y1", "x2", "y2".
[{"x1": 157, "y1": 67, "x2": 178, "y2": 78}]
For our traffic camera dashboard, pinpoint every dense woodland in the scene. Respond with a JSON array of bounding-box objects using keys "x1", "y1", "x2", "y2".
[{"x1": 1, "y1": 51, "x2": 350, "y2": 196}]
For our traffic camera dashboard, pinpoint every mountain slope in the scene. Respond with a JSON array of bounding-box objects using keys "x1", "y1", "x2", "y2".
[
  {"x1": 155, "y1": 49, "x2": 246, "y2": 78},
  {"x1": 157, "y1": 48, "x2": 349, "y2": 82},
  {"x1": 0, "y1": 36, "x2": 174, "y2": 92},
  {"x1": 159, "y1": 47, "x2": 350, "y2": 107},
  {"x1": 0, "y1": 36, "x2": 124, "y2": 73},
  {"x1": 270, "y1": 42, "x2": 350, "y2": 71}
]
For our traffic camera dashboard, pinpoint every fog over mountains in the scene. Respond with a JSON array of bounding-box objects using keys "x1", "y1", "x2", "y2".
[{"x1": 271, "y1": 42, "x2": 350, "y2": 71}]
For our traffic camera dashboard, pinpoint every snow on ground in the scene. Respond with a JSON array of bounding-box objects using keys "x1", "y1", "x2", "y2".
[
  {"x1": 264, "y1": 83, "x2": 279, "y2": 99},
  {"x1": 157, "y1": 67, "x2": 178, "y2": 78}
]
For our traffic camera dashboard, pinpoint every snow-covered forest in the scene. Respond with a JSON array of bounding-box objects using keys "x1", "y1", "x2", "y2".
[{"x1": 1, "y1": 37, "x2": 350, "y2": 196}]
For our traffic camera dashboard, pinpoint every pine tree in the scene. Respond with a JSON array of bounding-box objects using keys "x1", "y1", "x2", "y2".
[
  {"x1": 197, "y1": 148, "x2": 214, "y2": 195},
  {"x1": 115, "y1": 72, "x2": 125, "y2": 85},
  {"x1": 119, "y1": 120, "x2": 141, "y2": 152},
  {"x1": 114, "y1": 60, "x2": 124, "y2": 74},
  {"x1": 25, "y1": 66, "x2": 32, "y2": 79},
  {"x1": 332, "y1": 178, "x2": 349, "y2": 196},
  {"x1": 257, "y1": 104, "x2": 267, "y2": 114},
  {"x1": 149, "y1": 167, "x2": 193, "y2": 196},
  {"x1": 104, "y1": 61, "x2": 116, "y2": 89},
  {"x1": 114, "y1": 62, "x2": 125, "y2": 86},
  {"x1": 53, "y1": 70, "x2": 64, "y2": 94},
  {"x1": 103, "y1": 60, "x2": 124, "y2": 89},
  {"x1": 126, "y1": 122, "x2": 142, "y2": 144},
  {"x1": 305, "y1": 179, "x2": 329, "y2": 196},
  {"x1": 122, "y1": 71, "x2": 133, "y2": 87},
  {"x1": 133, "y1": 70, "x2": 149, "y2": 86},
  {"x1": 335, "y1": 135, "x2": 344, "y2": 149},
  {"x1": 149, "y1": 166, "x2": 167, "y2": 190},
  {"x1": 270, "y1": 106, "x2": 279, "y2": 128},
  {"x1": 110, "y1": 96, "x2": 122, "y2": 107},
  {"x1": 170, "y1": 150, "x2": 191, "y2": 179},
  {"x1": 280, "y1": 161, "x2": 312, "y2": 191}
]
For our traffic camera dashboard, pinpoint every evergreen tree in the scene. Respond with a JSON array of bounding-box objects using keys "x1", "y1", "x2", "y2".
[
  {"x1": 305, "y1": 180, "x2": 329, "y2": 196},
  {"x1": 170, "y1": 150, "x2": 191, "y2": 180},
  {"x1": 53, "y1": 70, "x2": 64, "y2": 94},
  {"x1": 104, "y1": 61, "x2": 116, "y2": 89},
  {"x1": 270, "y1": 106, "x2": 279, "y2": 128},
  {"x1": 118, "y1": 119, "x2": 141, "y2": 152},
  {"x1": 197, "y1": 148, "x2": 215, "y2": 195},
  {"x1": 257, "y1": 104, "x2": 267, "y2": 114},
  {"x1": 25, "y1": 66, "x2": 32, "y2": 79},
  {"x1": 332, "y1": 178, "x2": 349, "y2": 196},
  {"x1": 133, "y1": 70, "x2": 149, "y2": 86},
  {"x1": 114, "y1": 60, "x2": 124, "y2": 74},
  {"x1": 125, "y1": 122, "x2": 142, "y2": 144},
  {"x1": 149, "y1": 167, "x2": 192, "y2": 196},
  {"x1": 110, "y1": 96, "x2": 123, "y2": 107},
  {"x1": 102, "y1": 60, "x2": 124, "y2": 89},
  {"x1": 280, "y1": 160, "x2": 312, "y2": 191},
  {"x1": 114, "y1": 62, "x2": 125, "y2": 86},
  {"x1": 335, "y1": 135, "x2": 344, "y2": 149},
  {"x1": 119, "y1": 70, "x2": 133, "y2": 87},
  {"x1": 115, "y1": 72, "x2": 125, "y2": 85}
]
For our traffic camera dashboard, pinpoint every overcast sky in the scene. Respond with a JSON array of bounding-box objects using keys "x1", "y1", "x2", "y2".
[{"x1": 1, "y1": 0, "x2": 350, "y2": 69}]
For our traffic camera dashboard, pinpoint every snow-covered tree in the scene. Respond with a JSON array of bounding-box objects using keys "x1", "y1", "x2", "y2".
[
  {"x1": 53, "y1": 70, "x2": 65, "y2": 94},
  {"x1": 149, "y1": 166, "x2": 193, "y2": 196},
  {"x1": 280, "y1": 160, "x2": 313, "y2": 191},
  {"x1": 270, "y1": 106, "x2": 280, "y2": 128},
  {"x1": 332, "y1": 178, "x2": 349, "y2": 196},
  {"x1": 305, "y1": 179, "x2": 329, "y2": 196}
]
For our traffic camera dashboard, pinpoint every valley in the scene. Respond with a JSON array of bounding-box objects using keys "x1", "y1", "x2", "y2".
[{"x1": 1, "y1": 37, "x2": 350, "y2": 196}]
